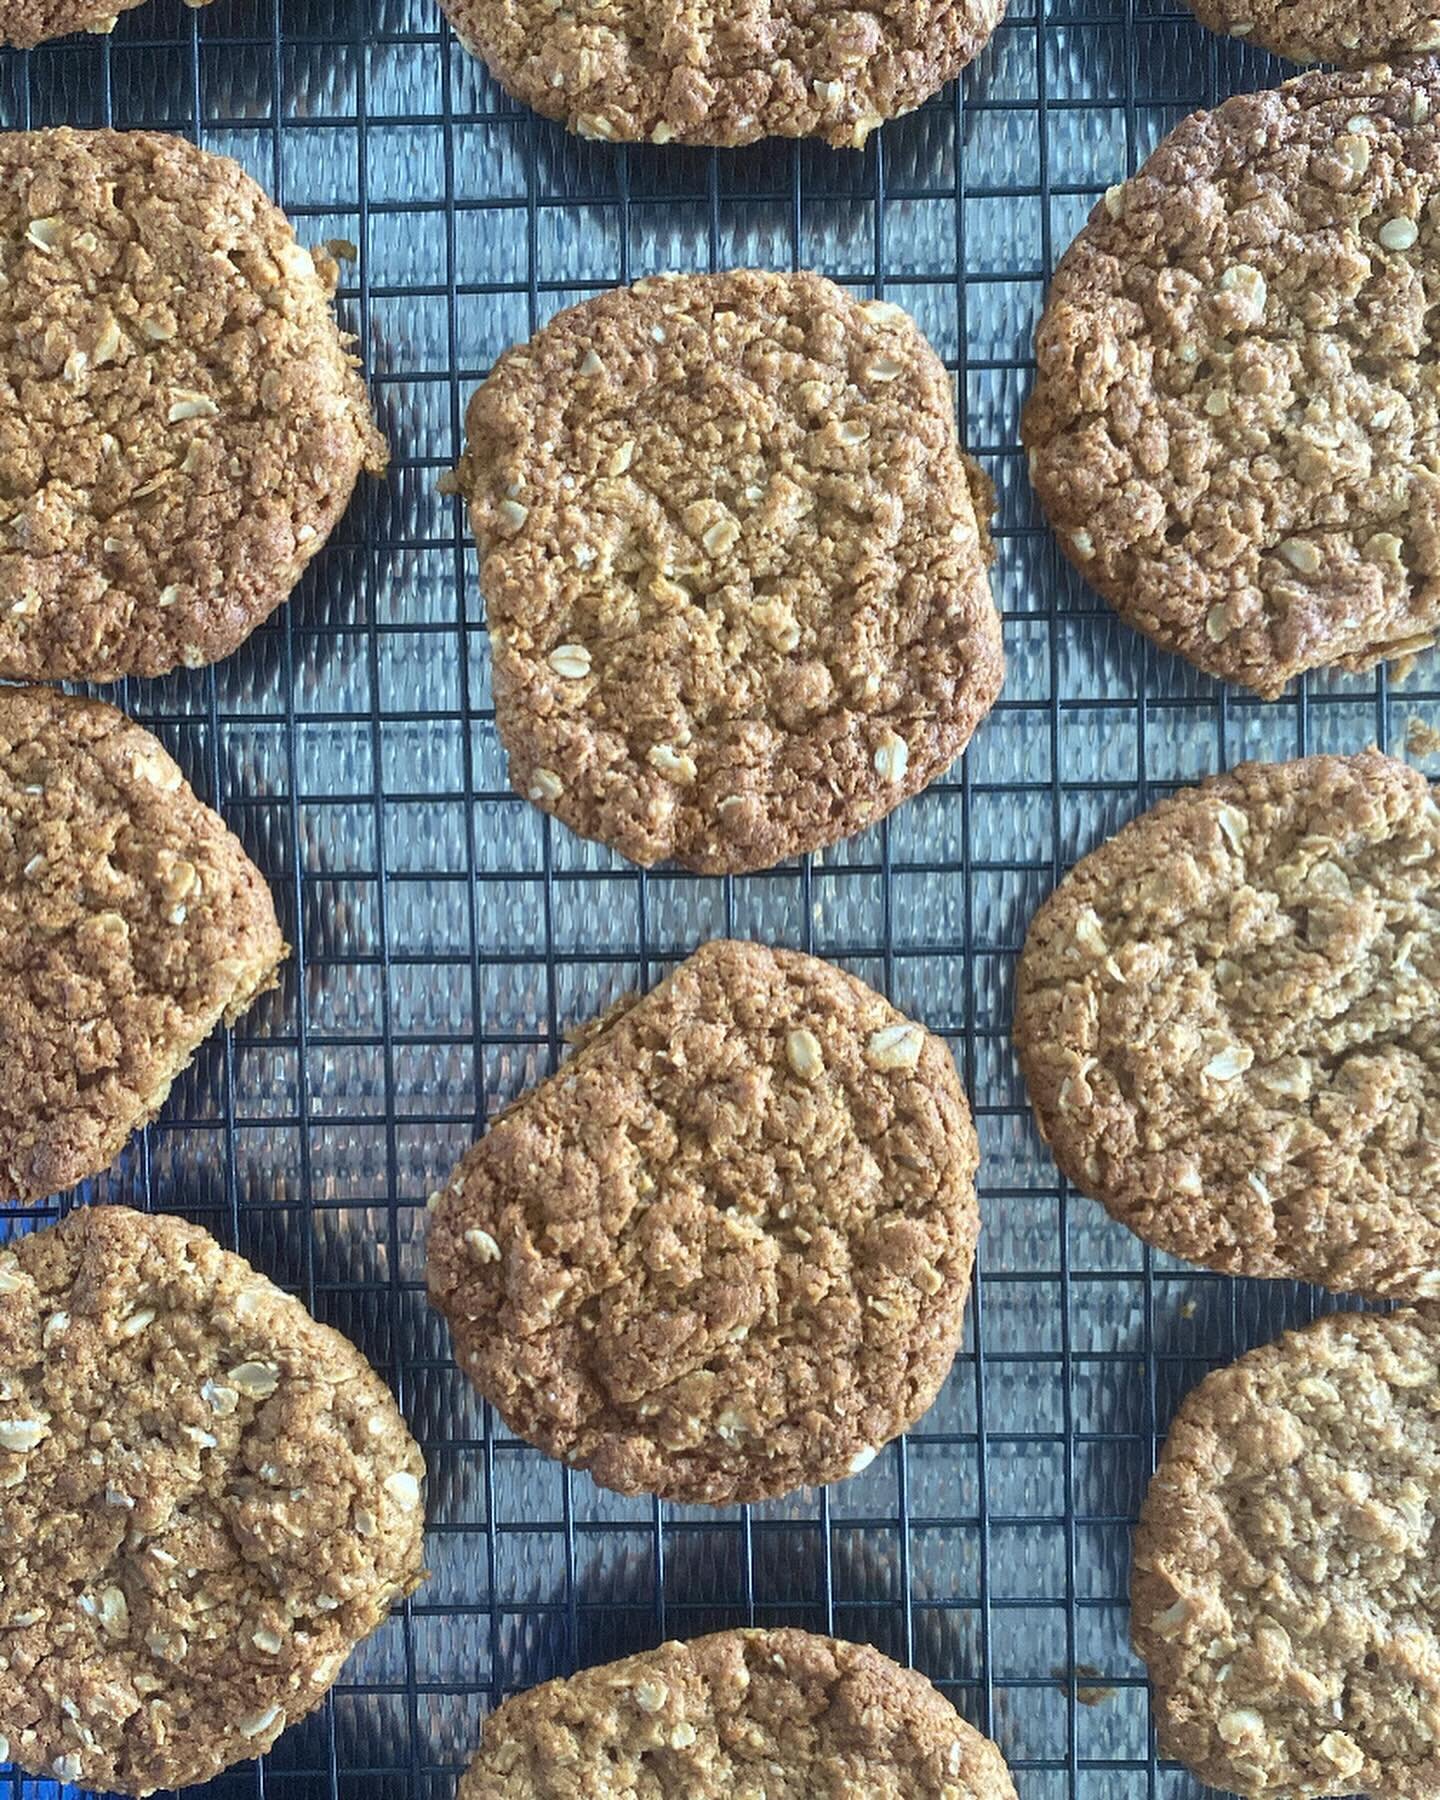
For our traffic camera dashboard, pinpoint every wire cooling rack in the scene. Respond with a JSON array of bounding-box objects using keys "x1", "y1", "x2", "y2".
[{"x1": 5, "y1": 5, "x2": 1440, "y2": 1796}]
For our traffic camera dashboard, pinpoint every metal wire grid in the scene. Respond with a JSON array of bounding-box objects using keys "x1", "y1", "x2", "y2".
[{"x1": 3, "y1": 5, "x2": 1438, "y2": 1796}]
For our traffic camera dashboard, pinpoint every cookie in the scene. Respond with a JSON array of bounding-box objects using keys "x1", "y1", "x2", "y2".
[
  {"x1": 0, "y1": 0, "x2": 173, "y2": 46},
  {"x1": 1014, "y1": 750, "x2": 1440, "y2": 1299},
  {"x1": 0, "y1": 686, "x2": 286, "y2": 1203},
  {"x1": 1023, "y1": 63, "x2": 1440, "y2": 698},
  {"x1": 0, "y1": 129, "x2": 387, "y2": 681},
  {"x1": 450, "y1": 270, "x2": 1002, "y2": 874},
  {"x1": 1185, "y1": 0, "x2": 1440, "y2": 77},
  {"x1": 0, "y1": 1204, "x2": 426, "y2": 1795},
  {"x1": 459, "y1": 1627, "x2": 1019, "y2": 1798},
  {"x1": 427, "y1": 939, "x2": 979, "y2": 1505},
  {"x1": 1133, "y1": 1308, "x2": 1440, "y2": 1800},
  {"x1": 438, "y1": 0, "x2": 1004, "y2": 148}
]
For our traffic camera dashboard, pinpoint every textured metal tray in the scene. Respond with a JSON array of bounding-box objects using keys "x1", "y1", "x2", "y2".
[{"x1": 3, "y1": 6, "x2": 1435, "y2": 1796}]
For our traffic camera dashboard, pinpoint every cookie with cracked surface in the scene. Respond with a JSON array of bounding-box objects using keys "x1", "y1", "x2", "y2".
[
  {"x1": 427, "y1": 938, "x2": 979, "y2": 1505},
  {"x1": 0, "y1": 128, "x2": 386, "y2": 681},
  {"x1": 438, "y1": 0, "x2": 1004, "y2": 148},
  {"x1": 450, "y1": 270, "x2": 1002, "y2": 874},
  {"x1": 1023, "y1": 62, "x2": 1440, "y2": 698},
  {"x1": 0, "y1": 1204, "x2": 426, "y2": 1795},
  {"x1": 1134, "y1": 1308, "x2": 1440, "y2": 1800},
  {"x1": 459, "y1": 1626, "x2": 1019, "y2": 1797},
  {"x1": 1015, "y1": 750, "x2": 1440, "y2": 1299},
  {"x1": 0, "y1": 686, "x2": 286, "y2": 1203}
]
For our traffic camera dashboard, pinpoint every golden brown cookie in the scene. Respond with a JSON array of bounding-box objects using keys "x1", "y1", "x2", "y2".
[
  {"x1": 0, "y1": 0, "x2": 184, "y2": 46},
  {"x1": 0, "y1": 129, "x2": 386, "y2": 681},
  {"x1": 1134, "y1": 1309, "x2": 1440, "y2": 1800},
  {"x1": 451, "y1": 270, "x2": 1002, "y2": 874},
  {"x1": 427, "y1": 939, "x2": 979, "y2": 1505},
  {"x1": 460, "y1": 1627, "x2": 1019, "y2": 1797},
  {"x1": 1186, "y1": 0, "x2": 1440, "y2": 75},
  {"x1": 0, "y1": 1205, "x2": 426, "y2": 1796},
  {"x1": 1024, "y1": 63, "x2": 1440, "y2": 697},
  {"x1": 1014, "y1": 750, "x2": 1440, "y2": 1299},
  {"x1": 439, "y1": 0, "x2": 1005, "y2": 148},
  {"x1": 0, "y1": 687, "x2": 286, "y2": 1203}
]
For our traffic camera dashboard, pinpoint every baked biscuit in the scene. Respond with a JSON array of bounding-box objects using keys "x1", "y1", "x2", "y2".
[
  {"x1": 0, "y1": 1205, "x2": 425, "y2": 1795},
  {"x1": 1015, "y1": 750, "x2": 1440, "y2": 1299},
  {"x1": 1185, "y1": 0, "x2": 1440, "y2": 77},
  {"x1": 0, "y1": 687, "x2": 285, "y2": 1202},
  {"x1": 459, "y1": 1627, "x2": 1019, "y2": 1797},
  {"x1": 1024, "y1": 63, "x2": 1440, "y2": 697},
  {"x1": 0, "y1": 0, "x2": 190, "y2": 46},
  {"x1": 0, "y1": 129, "x2": 386, "y2": 680},
  {"x1": 438, "y1": 0, "x2": 1005, "y2": 148},
  {"x1": 1134, "y1": 1308, "x2": 1440, "y2": 1800},
  {"x1": 427, "y1": 939, "x2": 979, "y2": 1505},
  {"x1": 451, "y1": 270, "x2": 1002, "y2": 873}
]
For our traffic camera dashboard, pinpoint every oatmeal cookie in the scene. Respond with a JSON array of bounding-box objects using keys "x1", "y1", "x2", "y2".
[
  {"x1": 0, "y1": 1205, "x2": 425, "y2": 1795},
  {"x1": 438, "y1": 0, "x2": 1004, "y2": 148},
  {"x1": 1014, "y1": 750, "x2": 1440, "y2": 1299},
  {"x1": 1185, "y1": 0, "x2": 1440, "y2": 78},
  {"x1": 451, "y1": 270, "x2": 1002, "y2": 873},
  {"x1": 0, "y1": 686, "x2": 286, "y2": 1203},
  {"x1": 459, "y1": 1627, "x2": 1019, "y2": 1797},
  {"x1": 0, "y1": 128, "x2": 386, "y2": 681},
  {"x1": 427, "y1": 939, "x2": 979, "y2": 1505},
  {"x1": 0, "y1": 0, "x2": 185, "y2": 46},
  {"x1": 1134, "y1": 1308, "x2": 1440, "y2": 1800},
  {"x1": 1023, "y1": 63, "x2": 1440, "y2": 697}
]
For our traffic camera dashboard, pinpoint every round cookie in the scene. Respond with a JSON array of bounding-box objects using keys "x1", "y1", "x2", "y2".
[
  {"x1": 0, "y1": 1205, "x2": 426, "y2": 1795},
  {"x1": 438, "y1": 0, "x2": 1004, "y2": 149},
  {"x1": 450, "y1": 270, "x2": 1002, "y2": 873},
  {"x1": 460, "y1": 1627, "x2": 1019, "y2": 1798},
  {"x1": 1134, "y1": 1309, "x2": 1440, "y2": 1800},
  {"x1": 427, "y1": 938, "x2": 979, "y2": 1505},
  {"x1": 0, "y1": 0, "x2": 184, "y2": 47},
  {"x1": 0, "y1": 686, "x2": 286, "y2": 1203},
  {"x1": 1014, "y1": 750, "x2": 1440, "y2": 1300},
  {"x1": 0, "y1": 129, "x2": 387, "y2": 681},
  {"x1": 1023, "y1": 63, "x2": 1440, "y2": 698},
  {"x1": 1184, "y1": 0, "x2": 1440, "y2": 78}
]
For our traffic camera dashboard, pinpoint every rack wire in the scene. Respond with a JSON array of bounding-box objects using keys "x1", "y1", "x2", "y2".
[{"x1": 3, "y1": 4, "x2": 1436, "y2": 1794}]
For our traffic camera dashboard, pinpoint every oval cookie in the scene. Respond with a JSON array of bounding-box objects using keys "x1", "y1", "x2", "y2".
[
  {"x1": 1134, "y1": 1309, "x2": 1440, "y2": 1800},
  {"x1": 427, "y1": 939, "x2": 979, "y2": 1505},
  {"x1": 439, "y1": 0, "x2": 1004, "y2": 149},
  {"x1": 0, "y1": 686, "x2": 286, "y2": 1202},
  {"x1": 460, "y1": 1627, "x2": 1019, "y2": 1798},
  {"x1": 0, "y1": 129, "x2": 386, "y2": 680},
  {"x1": 1024, "y1": 64, "x2": 1440, "y2": 697},
  {"x1": 0, "y1": 1205, "x2": 425, "y2": 1795},
  {"x1": 1014, "y1": 750, "x2": 1440, "y2": 1298},
  {"x1": 452, "y1": 270, "x2": 1003, "y2": 873}
]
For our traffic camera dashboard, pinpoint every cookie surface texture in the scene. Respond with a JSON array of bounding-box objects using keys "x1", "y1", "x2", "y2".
[
  {"x1": 460, "y1": 1626, "x2": 1019, "y2": 1798},
  {"x1": 0, "y1": 1205, "x2": 425, "y2": 1795},
  {"x1": 1014, "y1": 750, "x2": 1440, "y2": 1299},
  {"x1": 439, "y1": 0, "x2": 1004, "y2": 147},
  {"x1": 453, "y1": 270, "x2": 1002, "y2": 873},
  {"x1": 427, "y1": 939, "x2": 980, "y2": 1505},
  {"x1": 0, "y1": 686, "x2": 286, "y2": 1203},
  {"x1": 1023, "y1": 63, "x2": 1440, "y2": 697},
  {"x1": 0, "y1": 129, "x2": 386, "y2": 680},
  {"x1": 1134, "y1": 1308, "x2": 1440, "y2": 1800}
]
